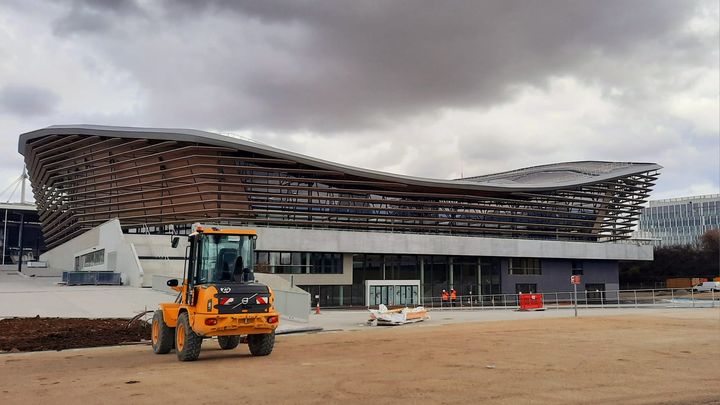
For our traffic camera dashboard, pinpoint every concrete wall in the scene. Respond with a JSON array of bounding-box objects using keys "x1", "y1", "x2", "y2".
[
  {"x1": 254, "y1": 227, "x2": 653, "y2": 261},
  {"x1": 501, "y1": 259, "x2": 619, "y2": 295},
  {"x1": 124, "y1": 234, "x2": 189, "y2": 287},
  {"x1": 37, "y1": 224, "x2": 102, "y2": 276},
  {"x1": 582, "y1": 260, "x2": 620, "y2": 292},
  {"x1": 39, "y1": 219, "x2": 144, "y2": 286}
]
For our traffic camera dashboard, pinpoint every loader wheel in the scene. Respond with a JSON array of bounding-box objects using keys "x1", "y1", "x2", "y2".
[
  {"x1": 248, "y1": 331, "x2": 275, "y2": 356},
  {"x1": 151, "y1": 310, "x2": 174, "y2": 354},
  {"x1": 218, "y1": 335, "x2": 241, "y2": 350},
  {"x1": 175, "y1": 312, "x2": 203, "y2": 361}
]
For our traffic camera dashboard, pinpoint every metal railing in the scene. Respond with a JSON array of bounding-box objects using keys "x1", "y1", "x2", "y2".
[
  {"x1": 420, "y1": 288, "x2": 719, "y2": 310},
  {"x1": 62, "y1": 271, "x2": 123, "y2": 286}
]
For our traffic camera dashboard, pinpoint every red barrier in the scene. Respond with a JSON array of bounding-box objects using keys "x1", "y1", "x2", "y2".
[{"x1": 518, "y1": 293, "x2": 545, "y2": 311}]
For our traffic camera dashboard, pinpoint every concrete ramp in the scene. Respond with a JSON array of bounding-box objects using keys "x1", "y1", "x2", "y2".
[{"x1": 255, "y1": 273, "x2": 311, "y2": 323}]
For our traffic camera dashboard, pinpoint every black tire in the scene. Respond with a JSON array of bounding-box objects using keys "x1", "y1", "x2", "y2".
[
  {"x1": 248, "y1": 331, "x2": 275, "y2": 356},
  {"x1": 175, "y1": 312, "x2": 203, "y2": 361},
  {"x1": 218, "y1": 335, "x2": 241, "y2": 350},
  {"x1": 151, "y1": 310, "x2": 174, "y2": 354}
]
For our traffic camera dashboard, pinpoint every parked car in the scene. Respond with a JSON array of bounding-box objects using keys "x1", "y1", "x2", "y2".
[{"x1": 692, "y1": 281, "x2": 720, "y2": 292}]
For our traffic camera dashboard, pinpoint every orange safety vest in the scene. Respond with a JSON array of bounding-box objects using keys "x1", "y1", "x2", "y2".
[
  {"x1": 441, "y1": 291, "x2": 449, "y2": 301},
  {"x1": 450, "y1": 290, "x2": 457, "y2": 300}
]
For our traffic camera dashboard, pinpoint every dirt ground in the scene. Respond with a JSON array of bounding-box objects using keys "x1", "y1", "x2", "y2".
[
  {"x1": 0, "y1": 317, "x2": 150, "y2": 352},
  {"x1": 0, "y1": 311, "x2": 718, "y2": 405}
]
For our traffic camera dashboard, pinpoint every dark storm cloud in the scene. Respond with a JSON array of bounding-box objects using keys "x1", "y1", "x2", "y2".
[
  {"x1": 0, "y1": 85, "x2": 60, "y2": 117},
  {"x1": 52, "y1": 0, "x2": 144, "y2": 36},
  {"x1": 45, "y1": 0, "x2": 703, "y2": 132}
]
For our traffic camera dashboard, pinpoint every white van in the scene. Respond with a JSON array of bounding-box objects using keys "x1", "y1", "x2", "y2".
[{"x1": 692, "y1": 281, "x2": 720, "y2": 292}]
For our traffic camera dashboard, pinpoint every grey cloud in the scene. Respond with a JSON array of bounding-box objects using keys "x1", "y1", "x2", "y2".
[
  {"x1": 45, "y1": 0, "x2": 706, "y2": 132},
  {"x1": 0, "y1": 85, "x2": 61, "y2": 117},
  {"x1": 53, "y1": 0, "x2": 144, "y2": 36},
  {"x1": 0, "y1": 0, "x2": 714, "y2": 199}
]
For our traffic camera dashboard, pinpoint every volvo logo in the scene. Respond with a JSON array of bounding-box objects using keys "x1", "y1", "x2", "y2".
[
  {"x1": 220, "y1": 287, "x2": 231, "y2": 293},
  {"x1": 233, "y1": 293, "x2": 257, "y2": 309}
]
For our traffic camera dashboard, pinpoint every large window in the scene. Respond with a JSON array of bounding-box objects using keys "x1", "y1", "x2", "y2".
[
  {"x1": 480, "y1": 257, "x2": 502, "y2": 295},
  {"x1": 571, "y1": 260, "x2": 584, "y2": 275},
  {"x1": 309, "y1": 253, "x2": 342, "y2": 274},
  {"x1": 74, "y1": 249, "x2": 105, "y2": 270},
  {"x1": 196, "y1": 234, "x2": 255, "y2": 284},
  {"x1": 508, "y1": 258, "x2": 542, "y2": 275},
  {"x1": 256, "y1": 252, "x2": 342, "y2": 274}
]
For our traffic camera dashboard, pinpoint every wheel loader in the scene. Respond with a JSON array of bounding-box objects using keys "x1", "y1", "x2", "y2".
[{"x1": 151, "y1": 224, "x2": 279, "y2": 361}]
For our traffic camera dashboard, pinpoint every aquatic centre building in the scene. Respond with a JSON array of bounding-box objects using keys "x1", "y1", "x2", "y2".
[{"x1": 19, "y1": 125, "x2": 660, "y2": 306}]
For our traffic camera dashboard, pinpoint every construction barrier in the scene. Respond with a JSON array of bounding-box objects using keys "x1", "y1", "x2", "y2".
[
  {"x1": 518, "y1": 293, "x2": 545, "y2": 311},
  {"x1": 62, "y1": 271, "x2": 123, "y2": 286}
]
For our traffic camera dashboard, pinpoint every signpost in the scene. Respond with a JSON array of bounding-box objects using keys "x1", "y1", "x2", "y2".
[{"x1": 571, "y1": 275, "x2": 581, "y2": 317}]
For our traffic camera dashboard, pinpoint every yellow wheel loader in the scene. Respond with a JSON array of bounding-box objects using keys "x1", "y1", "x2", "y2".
[{"x1": 151, "y1": 224, "x2": 279, "y2": 361}]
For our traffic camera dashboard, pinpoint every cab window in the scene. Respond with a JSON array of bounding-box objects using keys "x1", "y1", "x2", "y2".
[{"x1": 196, "y1": 234, "x2": 255, "y2": 284}]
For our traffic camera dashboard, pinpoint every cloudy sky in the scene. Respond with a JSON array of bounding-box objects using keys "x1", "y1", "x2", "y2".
[{"x1": 0, "y1": 0, "x2": 718, "y2": 202}]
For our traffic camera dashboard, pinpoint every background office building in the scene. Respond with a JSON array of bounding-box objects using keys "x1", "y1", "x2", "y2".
[
  {"x1": 19, "y1": 125, "x2": 659, "y2": 306},
  {"x1": 636, "y1": 194, "x2": 720, "y2": 247}
]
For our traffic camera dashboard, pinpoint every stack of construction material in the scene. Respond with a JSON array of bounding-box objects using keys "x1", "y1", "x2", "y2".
[{"x1": 368, "y1": 304, "x2": 429, "y2": 326}]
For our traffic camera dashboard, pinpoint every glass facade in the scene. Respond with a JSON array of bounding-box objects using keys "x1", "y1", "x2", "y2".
[
  {"x1": 507, "y1": 258, "x2": 542, "y2": 275},
  {"x1": 367, "y1": 284, "x2": 419, "y2": 306},
  {"x1": 255, "y1": 251, "x2": 342, "y2": 274},
  {"x1": 637, "y1": 194, "x2": 720, "y2": 246},
  {"x1": 74, "y1": 249, "x2": 105, "y2": 270},
  {"x1": 0, "y1": 206, "x2": 45, "y2": 265},
  {"x1": 301, "y1": 254, "x2": 502, "y2": 307}
]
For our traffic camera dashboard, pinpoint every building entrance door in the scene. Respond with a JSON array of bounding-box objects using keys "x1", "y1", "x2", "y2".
[
  {"x1": 368, "y1": 285, "x2": 394, "y2": 306},
  {"x1": 366, "y1": 280, "x2": 420, "y2": 307}
]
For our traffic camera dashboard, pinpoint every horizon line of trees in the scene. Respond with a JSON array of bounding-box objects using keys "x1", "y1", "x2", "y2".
[{"x1": 619, "y1": 228, "x2": 720, "y2": 286}]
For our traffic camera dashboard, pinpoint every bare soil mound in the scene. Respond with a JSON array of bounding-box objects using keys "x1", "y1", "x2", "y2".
[{"x1": 0, "y1": 317, "x2": 150, "y2": 352}]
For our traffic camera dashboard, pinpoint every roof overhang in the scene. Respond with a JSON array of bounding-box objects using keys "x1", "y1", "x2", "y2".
[{"x1": 19, "y1": 124, "x2": 662, "y2": 192}]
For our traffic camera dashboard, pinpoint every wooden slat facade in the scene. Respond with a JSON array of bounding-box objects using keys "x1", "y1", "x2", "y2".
[{"x1": 23, "y1": 133, "x2": 659, "y2": 249}]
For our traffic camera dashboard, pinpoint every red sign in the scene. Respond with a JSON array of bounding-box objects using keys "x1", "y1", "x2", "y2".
[{"x1": 571, "y1": 275, "x2": 581, "y2": 285}]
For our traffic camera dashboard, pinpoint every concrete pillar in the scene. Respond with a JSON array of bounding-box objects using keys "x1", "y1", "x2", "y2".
[
  {"x1": 419, "y1": 258, "x2": 425, "y2": 303},
  {"x1": 449, "y1": 257, "x2": 454, "y2": 290},
  {"x1": 477, "y1": 257, "x2": 482, "y2": 296}
]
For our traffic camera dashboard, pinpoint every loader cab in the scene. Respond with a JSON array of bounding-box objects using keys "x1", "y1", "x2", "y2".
[{"x1": 185, "y1": 227, "x2": 257, "y2": 288}]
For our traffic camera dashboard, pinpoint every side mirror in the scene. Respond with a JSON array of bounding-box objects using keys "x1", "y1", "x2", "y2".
[
  {"x1": 166, "y1": 279, "x2": 179, "y2": 287},
  {"x1": 171, "y1": 236, "x2": 180, "y2": 248}
]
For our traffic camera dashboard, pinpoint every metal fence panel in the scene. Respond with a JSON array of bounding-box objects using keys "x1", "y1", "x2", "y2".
[
  {"x1": 419, "y1": 287, "x2": 718, "y2": 310},
  {"x1": 64, "y1": 271, "x2": 122, "y2": 286}
]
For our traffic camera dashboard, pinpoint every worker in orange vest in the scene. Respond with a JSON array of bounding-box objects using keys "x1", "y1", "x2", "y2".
[
  {"x1": 450, "y1": 288, "x2": 457, "y2": 307},
  {"x1": 441, "y1": 290, "x2": 449, "y2": 307}
]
